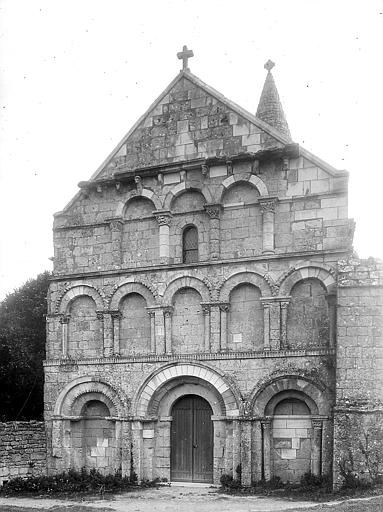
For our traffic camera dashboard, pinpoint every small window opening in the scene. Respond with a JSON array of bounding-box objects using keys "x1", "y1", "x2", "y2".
[{"x1": 183, "y1": 226, "x2": 198, "y2": 263}]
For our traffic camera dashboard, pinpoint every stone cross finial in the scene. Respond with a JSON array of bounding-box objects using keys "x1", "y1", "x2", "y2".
[
  {"x1": 264, "y1": 59, "x2": 275, "y2": 72},
  {"x1": 177, "y1": 45, "x2": 194, "y2": 71}
]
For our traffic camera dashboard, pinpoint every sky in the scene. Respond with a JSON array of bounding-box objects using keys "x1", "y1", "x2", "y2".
[{"x1": 0, "y1": 0, "x2": 382, "y2": 300}]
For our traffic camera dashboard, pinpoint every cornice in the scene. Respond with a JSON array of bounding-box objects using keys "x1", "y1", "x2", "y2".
[{"x1": 49, "y1": 248, "x2": 351, "y2": 283}]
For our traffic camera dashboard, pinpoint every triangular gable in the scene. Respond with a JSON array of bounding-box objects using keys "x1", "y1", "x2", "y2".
[
  {"x1": 58, "y1": 70, "x2": 346, "y2": 214},
  {"x1": 91, "y1": 70, "x2": 294, "y2": 181}
]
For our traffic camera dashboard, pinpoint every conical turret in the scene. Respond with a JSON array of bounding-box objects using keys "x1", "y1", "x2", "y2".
[{"x1": 256, "y1": 60, "x2": 291, "y2": 140}]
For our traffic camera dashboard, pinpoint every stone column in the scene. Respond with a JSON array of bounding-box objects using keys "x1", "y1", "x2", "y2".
[
  {"x1": 209, "y1": 304, "x2": 221, "y2": 353},
  {"x1": 204, "y1": 203, "x2": 223, "y2": 260},
  {"x1": 146, "y1": 309, "x2": 156, "y2": 353},
  {"x1": 110, "y1": 219, "x2": 123, "y2": 268},
  {"x1": 252, "y1": 420, "x2": 263, "y2": 482},
  {"x1": 326, "y1": 294, "x2": 337, "y2": 348},
  {"x1": 155, "y1": 308, "x2": 166, "y2": 354},
  {"x1": 163, "y1": 306, "x2": 173, "y2": 354},
  {"x1": 261, "y1": 418, "x2": 272, "y2": 481},
  {"x1": 96, "y1": 311, "x2": 105, "y2": 356},
  {"x1": 201, "y1": 304, "x2": 211, "y2": 352},
  {"x1": 157, "y1": 418, "x2": 172, "y2": 481},
  {"x1": 103, "y1": 311, "x2": 114, "y2": 357},
  {"x1": 260, "y1": 300, "x2": 272, "y2": 351},
  {"x1": 241, "y1": 419, "x2": 253, "y2": 486},
  {"x1": 312, "y1": 419, "x2": 323, "y2": 476},
  {"x1": 232, "y1": 419, "x2": 241, "y2": 482},
  {"x1": 111, "y1": 310, "x2": 121, "y2": 356},
  {"x1": 59, "y1": 314, "x2": 70, "y2": 357},
  {"x1": 259, "y1": 198, "x2": 277, "y2": 255},
  {"x1": 131, "y1": 420, "x2": 143, "y2": 481},
  {"x1": 51, "y1": 418, "x2": 63, "y2": 458},
  {"x1": 279, "y1": 299, "x2": 290, "y2": 349},
  {"x1": 154, "y1": 211, "x2": 172, "y2": 265},
  {"x1": 219, "y1": 303, "x2": 230, "y2": 351},
  {"x1": 121, "y1": 420, "x2": 132, "y2": 477}
]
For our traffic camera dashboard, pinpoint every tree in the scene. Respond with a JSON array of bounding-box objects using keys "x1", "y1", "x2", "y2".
[{"x1": 0, "y1": 272, "x2": 50, "y2": 421}]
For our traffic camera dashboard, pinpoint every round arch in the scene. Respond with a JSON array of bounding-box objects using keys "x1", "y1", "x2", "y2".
[
  {"x1": 109, "y1": 281, "x2": 157, "y2": 310},
  {"x1": 162, "y1": 275, "x2": 210, "y2": 304},
  {"x1": 114, "y1": 188, "x2": 162, "y2": 217},
  {"x1": 219, "y1": 271, "x2": 272, "y2": 301},
  {"x1": 278, "y1": 264, "x2": 336, "y2": 296},
  {"x1": 53, "y1": 376, "x2": 125, "y2": 417},
  {"x1": 250, "y1": 375, "x2": 331, "y2": 417},
  {"x1": 57, "y1": 285, "x2": 105, "y2": 315},
  {"x1": 218, "y1": 173, "x2": 268, "y2": 203},
  {"x1": 132, "y1": 362, "x2": 241, "y2": 417},
  {"x1": 163, "y1": 182, "x2": 213, "y2": 211}
]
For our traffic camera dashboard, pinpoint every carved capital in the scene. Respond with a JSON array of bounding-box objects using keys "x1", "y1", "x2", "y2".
[
  {"x1": 96, "y1": 311, "x2": 104, "y2": 321},
  {"x1": 110, "y1": 219, "x2": 124, "y2": 232},
  {"x1": 163, "y1": 306, "x2": 174, "y2": 318},
  {"x1": 282, "y1": 156, "x2": 290, "y2": 172},
  {"x1": 260, "y1": 418, "x2": 272, "y2": 428},
  {"x1": 259, "y1": 198, "x2": 278, "y2": 213},
  {"x1": 110, "y1": 310, "x2": 122, "y2": 320},
  {"x1": 154, "y1": 211, "x2": 172, "y2": 227},
  {"x1": 226, "y1": 159, "x2": 233, "y2": 175},
  {"x1": 147, "y1": 309, "x2": 156, "y2": 318},
  {"x1": 218, "y1": 302, "x2": 230, "y2": 313},
  {"x1": 204, "y1": 203, "x2": 222, "y2": 219},
  {"x1": 280, "y1": 300, "x2": 290, "y2": 310},
  {"x1": 59, "y1": 314, "x2": 70, "y2": 324},
  {"x1": 312, "y1": 419, "x2": 323, "y2": 430},
  {"x1": 201, "y1": 303, "x2": 211, "y2": 315}
]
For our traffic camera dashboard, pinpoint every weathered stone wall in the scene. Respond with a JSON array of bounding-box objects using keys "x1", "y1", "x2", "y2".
[
  {"x1": 0, "y1": 422, "x2": 47, "y2": 485},
  {"x1": 333, "y1": 257, "x2": 383, "y2": 486}
]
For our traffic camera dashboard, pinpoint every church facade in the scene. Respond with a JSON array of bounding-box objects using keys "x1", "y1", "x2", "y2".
[{"x1": 45, "y1": 51, "x2": 382, "y2": 486}]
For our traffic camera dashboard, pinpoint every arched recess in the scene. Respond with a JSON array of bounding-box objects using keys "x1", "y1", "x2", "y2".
[
  {"x1": 228, "y1": 283, "x2": 263, "y2": 351},
  {"x1": 114, "y1": 188, "x2": 162, "y2": 217},
  {"x1": 123, "y1": 196, "x2": 156, "y2": 220},
  {"x1": 219, "y1": 271, "x2": 272, "y2": 301},
  {"x1": 57, "y1": 285, "x2": 105, "y2": 315},
  {"x1": 278, "y1": 264, "x2": 336, "y2": 296},
  {"x1": 163, "y1": 276, "x2": 210, "y2": 304},
  {"x1": 163, "y1": 182, "x2": 213, "y2": 211},
  {"x1": 217, "y1": 173, "x2": 268, "y2": 203},
  {"x1": 109, "y1": 281, "x2": 157, "y2": 310},
  {"x1": 133, "y1": 363, "x2": 241, "y2": 417},
  {"x1": 250, "y1": 375, "x2": 330, "y2": 417},
  {"x1": 53, "y1": 376, "x2": 125, "y2": 417}
]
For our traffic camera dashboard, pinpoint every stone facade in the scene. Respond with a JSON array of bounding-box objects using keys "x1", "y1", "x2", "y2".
[
  {"x1": 44, "y1": 59, "x2": 381, "y2": 486},
  {"x1": 333, "y1": 258, "x2": 383, "y2": 485},
  {"x1": 0, "y1": 422, "x2": 46, "y2": 485}
]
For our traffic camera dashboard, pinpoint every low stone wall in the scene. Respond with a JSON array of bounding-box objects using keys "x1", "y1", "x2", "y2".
[{"x1": 0, "y1": 421, "x2": 47, "y2": 485}]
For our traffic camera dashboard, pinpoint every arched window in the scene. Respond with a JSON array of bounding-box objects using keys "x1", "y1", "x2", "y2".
[{"x1": 182, "y1": 225, "x2": 198, "y2": 263}]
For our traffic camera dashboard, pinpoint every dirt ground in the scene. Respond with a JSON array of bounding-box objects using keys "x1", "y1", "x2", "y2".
[{"x1": 0, "y1": 485, "x2": 382, "y2": 512}]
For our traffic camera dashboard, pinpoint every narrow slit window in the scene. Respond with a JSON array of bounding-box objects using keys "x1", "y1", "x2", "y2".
[{"x1": 183, "y1": 226, "x2": 198, "y2": 263}]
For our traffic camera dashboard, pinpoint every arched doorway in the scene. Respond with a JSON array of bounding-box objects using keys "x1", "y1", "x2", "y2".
[{"x1": 170, "y1": 395, "x2": 213, "y2": 483}]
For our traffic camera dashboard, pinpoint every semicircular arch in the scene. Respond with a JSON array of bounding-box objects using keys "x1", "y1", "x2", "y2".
[
  {"x1": 279, "y1": 264, "x2": 336, "y2": 296},
  {"x1": 162, "y1": 275, "x2": 210, "y2": 304},
  {"x1": 109, "y1": 281, "x2": 157, "y2": 310},
  {"x1": 163, "y1": 182, "x2": 213, "y2": 211},
  {"x1": 57, "y1": 285, "x2": 105, "y2": 314},
  {"x1": 218, "y1": 173, "x2": 268, "y2": 203},
  {"x1": 115, "y1": 188, "x2": 162, "y2": 217},
  {"x1": 250, "y1": 375, "x2": 331, "y2": 417},
  {"x1": 132, "y1": 362, "x2": 241, "y2": 417},
  {"x1": 219, "y1": 271, "x2": 272, "y2": 301},
  {"x1": 53, "y1": 376, "x2": 125, "y2": 417}
]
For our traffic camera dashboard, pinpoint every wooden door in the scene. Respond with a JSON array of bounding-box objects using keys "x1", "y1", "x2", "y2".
[{"x1": 170, "y1": 395, "x2": 213, "y2": 483}]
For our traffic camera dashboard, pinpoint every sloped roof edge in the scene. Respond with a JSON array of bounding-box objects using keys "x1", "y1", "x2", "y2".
[{"x1": 58, "y1": 69, "x2": 347, "y2": 215}]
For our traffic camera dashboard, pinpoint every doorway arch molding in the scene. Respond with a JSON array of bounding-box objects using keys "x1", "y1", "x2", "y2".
[{"x1": 132, "y1": 362, "x2": 241, "y2": 418}]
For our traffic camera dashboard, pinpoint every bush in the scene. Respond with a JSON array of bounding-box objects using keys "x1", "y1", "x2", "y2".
[
  {"x1": 220, "y1": 473, "x2": 242, "y2": 490},
  {"x1": 0, "y1": 468, "x2": 147, "y2": 495}
]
